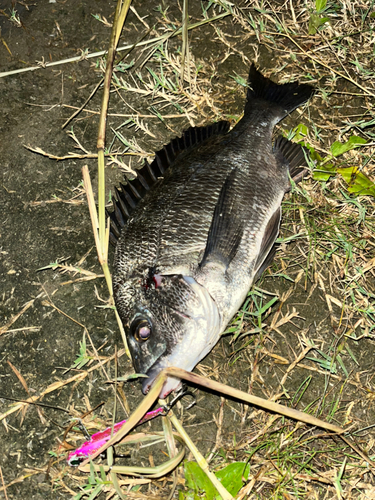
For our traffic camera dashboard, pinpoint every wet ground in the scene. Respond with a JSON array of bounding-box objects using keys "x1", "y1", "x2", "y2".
[{"x1": 1, "y1": 1, "x2": 375, "y2": 499}]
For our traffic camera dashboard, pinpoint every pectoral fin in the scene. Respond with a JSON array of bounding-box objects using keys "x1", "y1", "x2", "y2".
[
  {"x1": 254, "y1": 207, "x2": 281, "y2": 279},
  {"x1": 200, "y1": 169, "x2": 243, "y2": 270}
]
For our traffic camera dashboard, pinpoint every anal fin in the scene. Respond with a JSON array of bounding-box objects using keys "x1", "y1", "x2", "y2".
[{"x1": 200, "y1": 169, "x2": 243, "y2": 270}]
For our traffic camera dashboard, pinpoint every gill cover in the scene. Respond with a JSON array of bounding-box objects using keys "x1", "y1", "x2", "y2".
[{"x1": 141, "y1": 275, "x2": 221, "y2": 396}]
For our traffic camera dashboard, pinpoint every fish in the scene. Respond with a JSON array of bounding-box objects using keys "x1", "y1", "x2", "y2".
[{"x1": 110, "y1": 64, "x2": 314, "y2": 399}]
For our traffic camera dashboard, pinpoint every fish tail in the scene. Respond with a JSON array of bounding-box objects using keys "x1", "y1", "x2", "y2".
[{"x1": 245, "y1": 64, "x2": 314, "y2": 119}]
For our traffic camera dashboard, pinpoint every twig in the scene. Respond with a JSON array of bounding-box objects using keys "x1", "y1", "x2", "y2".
[
  {"x1": 0, "y1": 466, "x2": 8, "y2": 500},
  {"x1": 0, "y1": 299, "x2": 35, "y2": 336}
]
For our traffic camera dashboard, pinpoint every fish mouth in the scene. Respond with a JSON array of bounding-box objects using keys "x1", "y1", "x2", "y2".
[{"x1": 142, "y1": 364, "x2": 182, "y2": 399}]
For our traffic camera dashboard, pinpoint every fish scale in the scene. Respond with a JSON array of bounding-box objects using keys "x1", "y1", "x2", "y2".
[{"x1": 111, "y1": 64, "x2": 314, "y2": 398}]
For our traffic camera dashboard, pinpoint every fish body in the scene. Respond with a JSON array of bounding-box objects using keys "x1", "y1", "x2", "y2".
[{"x1": 111, "y1": 64, "x2": 314, "y2": 398}]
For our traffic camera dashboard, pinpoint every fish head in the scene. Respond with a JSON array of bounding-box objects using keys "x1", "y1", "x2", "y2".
[{"x1": 115, "y1": 273, "x2": 221, "y2": 398}]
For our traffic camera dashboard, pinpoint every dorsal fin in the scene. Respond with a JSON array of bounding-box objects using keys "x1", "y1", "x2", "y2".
[
  {"x1": 273, "y1": 136, "x2": 310, "y2": 191},
  {"x1": 108, "y1": 120, "x2": 230, "y2": 246}
]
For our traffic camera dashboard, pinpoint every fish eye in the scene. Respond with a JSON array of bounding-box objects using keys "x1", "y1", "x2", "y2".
[{"x1": 131, "y1": 318, "x2": 152, "y2": 342}]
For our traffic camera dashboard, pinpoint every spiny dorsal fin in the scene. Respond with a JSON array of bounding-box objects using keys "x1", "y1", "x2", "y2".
[
  {"x1": 273, "y1": 136, "x2": 310, "y2": 190},
  {"x1": 109, "y1": 120, "x2": 230, "y2": 246}
]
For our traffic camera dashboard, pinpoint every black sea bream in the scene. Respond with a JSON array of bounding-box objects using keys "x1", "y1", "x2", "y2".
[{"x1": 110, "y1": 64, "x2": 314, "y2": 398}]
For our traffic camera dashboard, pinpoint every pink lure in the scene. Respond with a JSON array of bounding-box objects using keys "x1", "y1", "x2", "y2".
[{"x1": 67, "y1": 406, "x2": 165, "y2": 466}]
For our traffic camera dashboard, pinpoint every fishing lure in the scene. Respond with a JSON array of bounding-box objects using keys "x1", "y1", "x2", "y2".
[
  {"x1": 67, "y1": 406, "x2": 166, "y2": 466},
  {"x1": 67, "y1": 389, "x2": 195, "y2": 466}
]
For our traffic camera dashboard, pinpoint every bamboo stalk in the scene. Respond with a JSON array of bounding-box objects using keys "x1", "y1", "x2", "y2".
[
  {"x1": 97, "y1": 0, "x2": 132, "y2": 276},
  {"x1": 80, "y1": 0, "x2": 133, "y2": 362},
  {"x1": 78, "y1": 365, "x2": 345, "y2": 499},
  {"x1": 180, "y1": 0, "x2": 189, "y2": 82},
  {"x1": 164, "y1": 367, "x2": 344, "y2": 434},
  {"x1": 79, "y1": 364, "x2": 344, "y2": 469}
]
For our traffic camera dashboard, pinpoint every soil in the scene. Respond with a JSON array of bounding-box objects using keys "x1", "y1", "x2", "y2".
[{"x1": 1, "y1": 1, "x2": 375, "y2": 499}]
